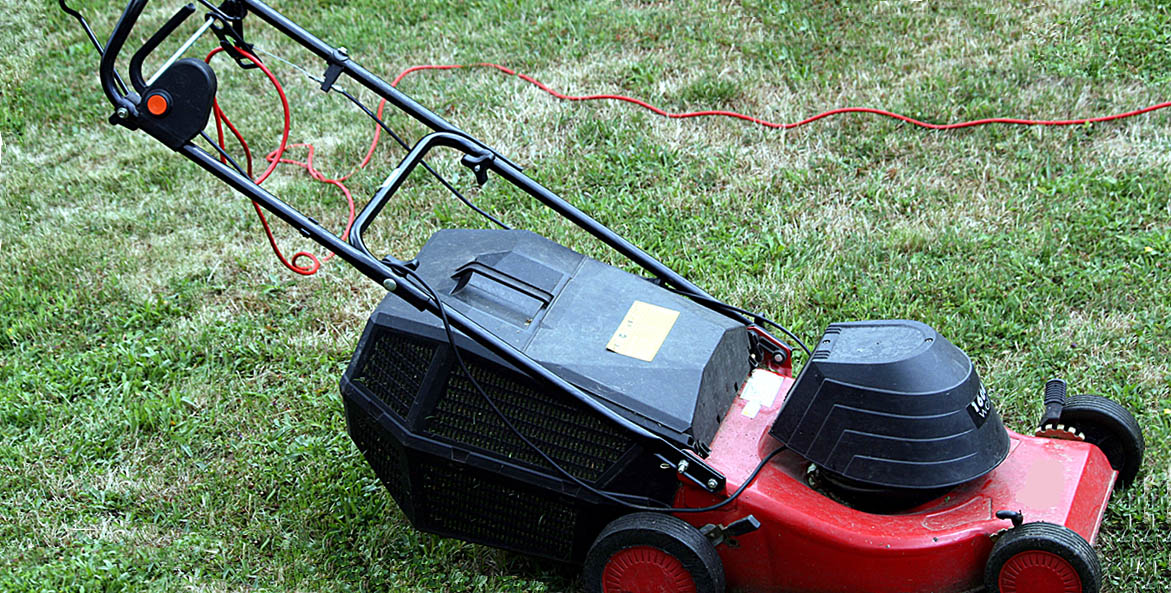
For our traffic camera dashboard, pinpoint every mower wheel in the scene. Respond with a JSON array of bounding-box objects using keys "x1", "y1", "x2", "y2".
[
  {"x1": 583, "y1": 512, "x2": 724, "y2": 593},
  {"x1": 1058, "y1": 394, "x2": 1145, "y2": 487},
  {"x1": 984, "y1": 521, "x2": 1101, "y2": 593}
]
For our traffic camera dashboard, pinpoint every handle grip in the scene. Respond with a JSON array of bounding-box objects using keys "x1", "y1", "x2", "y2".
[{"x1": 451, "y1": 262, "x2": 555, "y2": 307}]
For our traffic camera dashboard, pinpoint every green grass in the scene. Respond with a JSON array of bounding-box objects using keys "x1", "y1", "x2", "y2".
[{"x1": 2, "y1": 0, "x2": 1170, "y2": 590}]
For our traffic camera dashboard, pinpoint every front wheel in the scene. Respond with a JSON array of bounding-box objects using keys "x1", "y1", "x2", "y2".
[
  {"x1": 582, "y1": 512, "x2": 725, "y2": 593},
  {"x1": 1057, "y1": 394, "x2": 1145, "y2": 487},
  {"x1": 984, "y1": 521, "x2": 1101, "y2": 593}
]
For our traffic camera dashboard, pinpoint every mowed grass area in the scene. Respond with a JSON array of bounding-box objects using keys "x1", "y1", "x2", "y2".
[{"x1": 2, "y1": 0, "x2": 1170, "y2": 591}]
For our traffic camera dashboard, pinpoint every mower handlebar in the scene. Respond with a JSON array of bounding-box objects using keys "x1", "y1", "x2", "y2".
[
  {"x1": 350, "y1": 132, "x2": 495, "y2": 262},
  {"x1": 99, "y1": 1, "x2": 151, "y2": 112}
]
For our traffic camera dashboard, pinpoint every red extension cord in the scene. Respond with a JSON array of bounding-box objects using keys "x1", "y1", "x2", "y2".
[
  {"x1": 208, "y1": 56, "x2": 1171, "y2": 275},
  {"x1": 392, "y1": 62, "x2": 1171, "y2": 129}
]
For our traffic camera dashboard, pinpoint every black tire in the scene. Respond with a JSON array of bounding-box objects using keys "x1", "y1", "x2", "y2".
[
  {"x1": 582, "y1": 512, "x2": 724, "y2": 593},
  {"x1": 984, "y1": 521, "x2": 1101, "y2": 593},
  {"x1": 1059, "y1": 394, "x2": 1145, "y2": 487}
]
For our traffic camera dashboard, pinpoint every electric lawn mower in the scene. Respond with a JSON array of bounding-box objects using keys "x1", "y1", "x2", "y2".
[{"x1": 64, "y1": 2, "x2": 1147, "y2": 592}]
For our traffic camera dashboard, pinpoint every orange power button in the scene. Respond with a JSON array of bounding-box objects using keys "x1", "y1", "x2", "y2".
[{"x1": 146, "y1": 93, "x2": 170, "y2": 117}]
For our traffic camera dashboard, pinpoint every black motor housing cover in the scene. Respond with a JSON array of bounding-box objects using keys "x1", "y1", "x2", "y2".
[{"x1": 770, "y1": 320, "x2": 1010, "y2": 492}]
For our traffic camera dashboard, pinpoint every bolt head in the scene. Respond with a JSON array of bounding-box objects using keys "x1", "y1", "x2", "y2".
[
  {"x1": 706, "y1": 479, "x2": 719, "y2": 490},
  {"x1": 115, "y1": 107, "x2": 130, "y2": 119}
]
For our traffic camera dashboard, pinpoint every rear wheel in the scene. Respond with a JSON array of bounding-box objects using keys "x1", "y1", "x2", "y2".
[
  {"x1": 1058, "y1": 394, "x2": 1145, "y2": 487},
  {"x1": 984, "y1": 522, "x2": 1101, "y2": 593},
  {"x1": 583, "y1": 512, "x2": 724, "y2": 593}
]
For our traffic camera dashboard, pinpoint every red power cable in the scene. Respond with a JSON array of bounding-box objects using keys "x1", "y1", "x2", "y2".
[
  {"x1": 389, "y1": 62, "x2": 1171, "y2": 131},
  {"x1": 206, "y1": 47, "x2": 356, "y2": 276},
  {"x1": 209, "y1": 56, "x2": 1171, "y2": 277}
]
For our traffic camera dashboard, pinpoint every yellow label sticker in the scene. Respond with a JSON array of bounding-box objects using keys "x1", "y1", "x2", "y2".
[{"x1": 606, "y1": 301, "x2": 680, "y2": 362}]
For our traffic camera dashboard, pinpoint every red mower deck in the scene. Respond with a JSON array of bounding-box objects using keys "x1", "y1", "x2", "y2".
[{"x1": 675, "y1": 369, "x2": 1116, "y2": 593}]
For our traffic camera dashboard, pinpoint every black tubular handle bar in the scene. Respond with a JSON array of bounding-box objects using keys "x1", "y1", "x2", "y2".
[
  {"x1": 89, "y1": 0, "x2": 750, "y2": 491},
  {"x1": 347, "y1": 132, "x2": 491, "y2": 260},
  {"x1": 127, "y1": 3, "x2": 197, "y2": 93},
  {"x1": 99, "y1": 1, "x2": 148, "y2": 113},
  {"x1": 99, "y1": 0, "x2": 740, "y2": 312}
]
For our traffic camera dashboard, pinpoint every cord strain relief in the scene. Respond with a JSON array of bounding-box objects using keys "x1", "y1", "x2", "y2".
[{"x1": 1044, "y1": 378, "x2": 1068, "y2": 406}]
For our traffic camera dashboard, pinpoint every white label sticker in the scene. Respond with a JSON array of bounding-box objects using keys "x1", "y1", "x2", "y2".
[{"x1": 740, "y1": 369, "x2": 783, "y2": 418}]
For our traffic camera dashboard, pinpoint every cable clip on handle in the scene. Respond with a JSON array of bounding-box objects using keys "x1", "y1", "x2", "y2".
[
  {"x1": 460, "y1": 152, "x2": 493, "y2": 187},
  {"x1": 206, "y1": 1, "x2": 257, "y2": 70},
  {"x1": 319, "y1": 47, "x2": 351, "y2": 93}
]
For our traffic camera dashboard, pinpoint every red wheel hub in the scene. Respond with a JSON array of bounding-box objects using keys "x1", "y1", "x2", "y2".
[
  {"x1": 998, "y1": 550, "x2": 1082, "y2": 593},
  {"x1": 602, "y1": 545, "x2": 696, "y2": 593}
]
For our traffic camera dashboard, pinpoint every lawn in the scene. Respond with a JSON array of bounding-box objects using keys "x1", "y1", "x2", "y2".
[{"x1": 2, "y1": 0, "x2": 1169, "y2": 591}]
